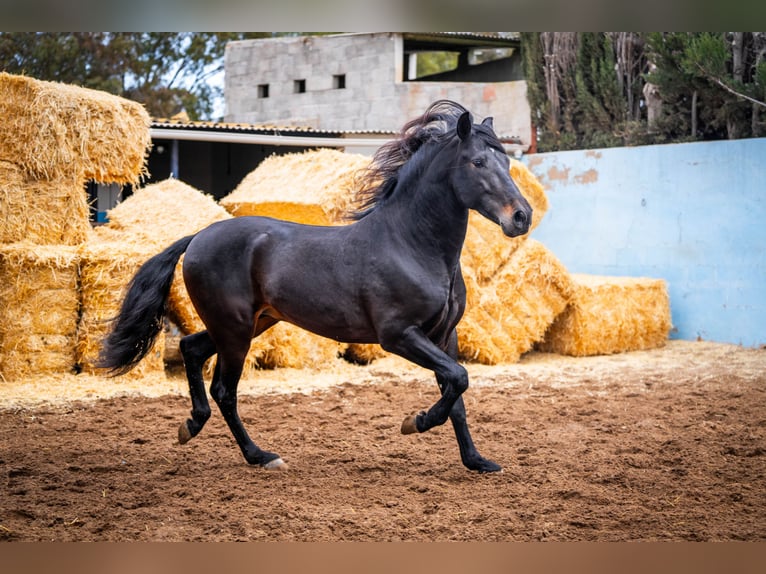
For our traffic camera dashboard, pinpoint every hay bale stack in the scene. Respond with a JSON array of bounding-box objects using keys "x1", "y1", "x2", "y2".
[
  {"x1": 244, "y1": 323, "x2": 343, "y2": 371},
  {"x1": 76, "y1": 242, "x2": 165, "y2": 378},
  {"x1": 0, "y1": 243, "x2": 80, "y2": 380},
  {"x1": 220, "y1": 148, "x2": 371, "y2": 224},
  {"x1": 104, "y1": 178, "x2": 233, "y2": 247},
  {"x1": 99, "y1": 178, "x2": 233, "y2": 337},
  {"x1": 461, "y1": 159, "x2": 550, "y2": 284},
  {"x1": 456, "y1": 267, "x2": 513, "y2": 365},
  {"x1": 0, "y1": 72, "x2": 151, "y2": 186},
  {"x1": 0, "y1": 160, "x2": 92, "y2": 245},
  {"x1": 537, "y1": 274, "x2": 672, "y2": 357},
  {"x1": 458, "y1": 239, "x2": 574, "y2": 364}
]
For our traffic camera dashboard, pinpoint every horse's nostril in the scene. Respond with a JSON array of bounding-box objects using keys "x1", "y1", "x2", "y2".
[{"x1": 513, "y1": 209, "x2": 528, "y2": 228}]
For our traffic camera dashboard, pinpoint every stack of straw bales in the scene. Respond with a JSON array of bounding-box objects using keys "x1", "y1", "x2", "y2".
[
  {"x1": 0, "y1": 244, "x2": 80, "y2": 380},
  {"x1": 537, "y1": 274, "x2": 672, "y2": 357},
  {"x1": 76, "y1": 242, "x2": 166, "y2": 378},
  {"x1": 0, "y1": 73, "x2": 151, "y2": 246},
  {"x1": 0, "y1": 73, "x2": 152, "y2": 381},
  {"x1": 458, "y1": 239, "x2": 574, "y2": 364}
]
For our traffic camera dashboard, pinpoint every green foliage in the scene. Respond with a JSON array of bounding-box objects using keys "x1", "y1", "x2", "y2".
[
  {"x1": 415, "y1": 52, "x2": 458, "y2": 77},
  {"x1": 523, "y1": 32, "x2": 766, "y2": 151}
]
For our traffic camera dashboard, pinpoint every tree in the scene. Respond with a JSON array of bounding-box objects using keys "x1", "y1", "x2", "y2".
[
  {"x1": 522, "y1": 32, "x2": 649, "y2": 151},
  {"x1": 0, "y1": 32, "x2": 267, "y2": 120},
  {"x1": 521, "y1": 32, "x2": 579, "y2": 151},
  {"x1": 522, "y1": 32, "x2": 766, "y2": 151}
]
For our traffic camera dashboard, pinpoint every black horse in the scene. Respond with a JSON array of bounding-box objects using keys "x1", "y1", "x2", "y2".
[{"x1": 99, "y1": 100, "x2": 532, "y2": 473}]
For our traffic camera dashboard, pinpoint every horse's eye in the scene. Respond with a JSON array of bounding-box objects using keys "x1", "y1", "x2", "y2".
[{"x1": 472, "y1": 158, "x2": 485, "y2": 168}]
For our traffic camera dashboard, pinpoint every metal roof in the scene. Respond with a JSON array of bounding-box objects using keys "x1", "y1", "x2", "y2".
[
  {"x1": 150, "y1": 116, "x2": 523, "y2": 150},
  {"x1": 401, "y1": 32, "x2": 521, "y2": 49},
  {"x1": 151, "y1": 117, "x2": 395, "y2": 137},
  {"x1": 150, "y1": 118, "x2": 395, "y2": 149}
]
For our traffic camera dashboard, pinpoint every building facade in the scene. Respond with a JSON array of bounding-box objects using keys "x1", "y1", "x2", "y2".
[{"x1": 224, "y1": 33, "x2": 532, "y2": 150}]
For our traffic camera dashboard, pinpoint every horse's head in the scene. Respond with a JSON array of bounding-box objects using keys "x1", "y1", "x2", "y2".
[{"x1": 450, "y1": 111, "x2": 532, "y2": 238}]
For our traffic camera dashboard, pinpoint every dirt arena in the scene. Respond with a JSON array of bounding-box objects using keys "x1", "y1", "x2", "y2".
[{"x1": 1, "y1": 340, "x2": 764, "y2": 542}]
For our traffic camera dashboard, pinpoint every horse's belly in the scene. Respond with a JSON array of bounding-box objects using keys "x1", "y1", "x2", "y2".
[{"x1": 262, "y1": 276, "x2": 376, "y2": 344}]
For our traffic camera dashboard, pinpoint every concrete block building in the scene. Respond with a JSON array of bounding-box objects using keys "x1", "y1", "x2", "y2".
[{"x1": 224, "y1": 33, "x2": 532, "y2": 151}]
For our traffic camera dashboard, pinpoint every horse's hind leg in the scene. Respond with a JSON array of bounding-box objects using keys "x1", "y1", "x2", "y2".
[
  {"x1": 209, "y1": 319, "x2": 286, "y2": 470},
  {"x1": 178, "y1": 331, "x2": 216, "y2": 444}
]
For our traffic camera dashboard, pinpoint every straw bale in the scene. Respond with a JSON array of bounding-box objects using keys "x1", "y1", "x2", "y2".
[
  {"x1": 104, "y1": 178, "x2": 232, "y2": 249},
  {"x1": 0, "y1": 72, "x2": 151, "y2": 185},
  {"x1": 458, "y1": 239, "x2": 574, "y2": 364},
  {"x1": 341, "y1": 343, "x2": 388, "y2": 365},
  {"x1": 0, "y1": 243, "x2": 80, "y2": 380},
  {"x1": 461, "y1": 159, "x2": 550, "y2": 284},
  {"x1": 456, "y1": 267, "x2": 513, "y2": 365},
  {"x1": 99, "y1": 178, "x2": 234, "y2": 339},
  {"x1": 0, "y1": 160, "x2": 92, "y2": 245},
  {"x1": 247, "y1": 323, "x2": 343, "y2": 370},
  {"x1": 76, "y1": 242, "x2": 165, "y2": 379},
  {"x1": 537, "y1": 274, "x2": 672, "y2": 357},
  {"x1": 220, "y1": 149, "x2": 371, "y2": 224}
]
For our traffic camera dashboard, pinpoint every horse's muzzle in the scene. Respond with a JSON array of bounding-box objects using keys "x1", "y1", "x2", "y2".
[{"x1": 501, "y1": 207, "x2": 532, "y2": 237}]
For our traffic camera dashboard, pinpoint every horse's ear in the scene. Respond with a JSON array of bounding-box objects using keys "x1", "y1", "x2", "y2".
[
  {"x1": 482, "y1": 116, "x2": 494, "y2": 131},
  {"x1": 457, "y1": 111, "x2": 473, "y2": 141}
]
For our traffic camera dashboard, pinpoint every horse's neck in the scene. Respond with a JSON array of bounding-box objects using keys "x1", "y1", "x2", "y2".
[{"x1": 378, "y1": 175, "x2": 469, "y2": 269}]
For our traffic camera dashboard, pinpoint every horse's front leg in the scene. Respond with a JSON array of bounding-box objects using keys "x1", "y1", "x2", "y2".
[
  {"x1": 440, "y1": 332, "x2": 501, "y2": 473},
  {"x1": 384, "y1": 326, "x2": 467, "y2": 432},
  {"x1": 383, "y1": 326, "x2": 501, "y2": 472},
  {"x1": 444, "y1": 394, "x2": 501, "y2": 473}
]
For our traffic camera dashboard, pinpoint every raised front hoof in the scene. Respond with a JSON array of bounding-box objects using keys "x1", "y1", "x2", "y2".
[
  {"x1": 400, "y1": 411, "x2": 424, "y2": 435},
  {"x1": 261, "y1": 457, "x2": 289, "y2": 471},
  {"x1": 178, "y1": 420, "x2": 193, "y2": 445}
]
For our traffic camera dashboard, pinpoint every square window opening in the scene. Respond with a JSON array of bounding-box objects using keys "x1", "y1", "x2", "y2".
[
  {"x1": 294, "y1": 79, "x2": 306, "y2": 93},
  {"x1": 257, "y1": 84, "x2": 269, "y2": 98},
  {"x1": 333, "y1": 74, "x2": 346, "y2": 89}
]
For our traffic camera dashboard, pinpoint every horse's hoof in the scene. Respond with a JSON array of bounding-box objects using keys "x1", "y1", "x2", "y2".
[
  {"x1": 400, "y1": 413, "x2": 421, "y2": 435},
  {"x1": 469, "y1": 457, "x2": 502, "y2": 473},
  {"x1": 178, "y1": 421, "x2": 193, "y2": 445},
  {"x1": 262, "y1": 457, "x2": 288, "y2": 471}
]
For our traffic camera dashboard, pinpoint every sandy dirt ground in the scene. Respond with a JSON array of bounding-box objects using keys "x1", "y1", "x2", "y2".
[{"x1": 0, "y1": 340, "x2": 764, "y2": 541}]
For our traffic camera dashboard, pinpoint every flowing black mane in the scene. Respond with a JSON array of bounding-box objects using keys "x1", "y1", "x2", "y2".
[{"x1": 350, "y1": 99, "x2": 499, "y2": 220}]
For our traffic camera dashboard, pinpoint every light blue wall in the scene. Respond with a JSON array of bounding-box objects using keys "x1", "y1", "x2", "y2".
[{"x1": 524, "y1": 138, "x2": 766, "y2": 347}]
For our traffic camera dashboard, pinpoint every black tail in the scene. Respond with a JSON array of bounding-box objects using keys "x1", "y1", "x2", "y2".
[{"x1": 98, "y1": 234, "x2": 196, "y2": 375}]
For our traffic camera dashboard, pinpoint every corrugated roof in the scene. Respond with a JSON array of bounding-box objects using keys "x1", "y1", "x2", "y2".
[
  {"x1": 402, "y1": 32, "x2": 521, "y2": 45},
  {"x1": 150, "y1": 118, "x2": 521, "y2": 144},
  {"x1": 151, "y1": 117, "x2": 395, "y2": 137}
]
